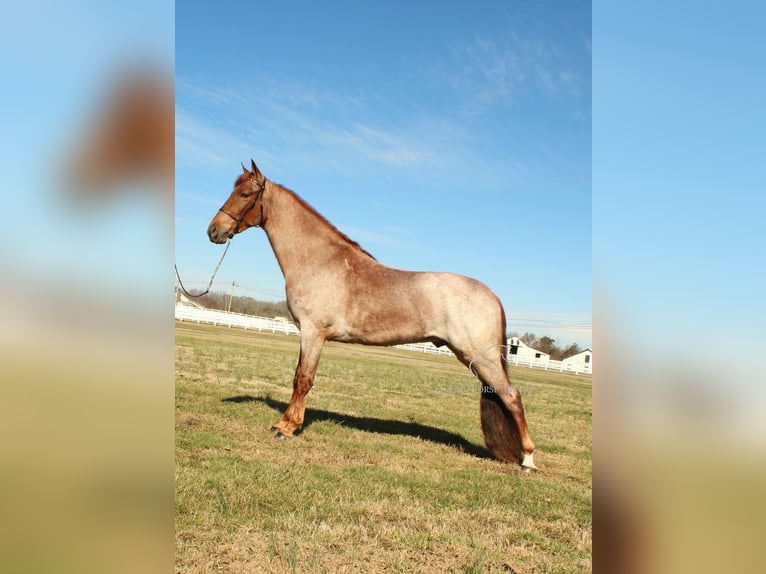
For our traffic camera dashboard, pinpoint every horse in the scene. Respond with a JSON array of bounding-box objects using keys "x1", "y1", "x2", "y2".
[{"x1": 207, "y1": 160, "x2": 537, "y2": 472}]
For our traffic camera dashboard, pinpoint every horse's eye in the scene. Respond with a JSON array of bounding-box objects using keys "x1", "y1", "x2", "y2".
[{"x1": 240, "y1": 192, "x2": 250, "y2": 198}]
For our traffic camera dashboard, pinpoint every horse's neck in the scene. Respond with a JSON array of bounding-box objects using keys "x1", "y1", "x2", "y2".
[{"x1": 263, "y1": 185, "x2": 356, "y2": 281}]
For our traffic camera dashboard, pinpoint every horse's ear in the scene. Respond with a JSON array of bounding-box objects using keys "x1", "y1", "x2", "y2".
[
  {"x1": 250, "y1": 159, "x2": 261, "y2": 176},
  {"x1": 241, "y1": 162, "x2": 249, "y2": 175}
]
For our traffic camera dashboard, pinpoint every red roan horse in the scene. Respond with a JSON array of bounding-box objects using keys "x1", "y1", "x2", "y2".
[{"x1": 208, "y1": 160, "x2": 537, "y2": 471}]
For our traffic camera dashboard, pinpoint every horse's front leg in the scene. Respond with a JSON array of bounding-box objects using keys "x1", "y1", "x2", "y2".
[{"x1": 271, "y1": 326, "x2": 325, "y2": 438}]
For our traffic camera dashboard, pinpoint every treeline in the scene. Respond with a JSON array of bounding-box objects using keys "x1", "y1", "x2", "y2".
[
  {"x1": 189, "y1": 291, "x2": 289, "y2": 318},
  {"x1": 508, "y1": 332, "x2": 583, "y2": 361}
]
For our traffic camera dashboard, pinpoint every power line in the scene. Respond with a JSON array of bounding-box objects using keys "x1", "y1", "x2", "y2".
[
  {"x1": 236, "y1": 283, "x2": 285, "y2": 298},
  {"x1": 510, "y1": 319, "x2": 591, "y2": 327},
  {"x1": 173, "y1": 276, "x2": 284, "y2": 298}
]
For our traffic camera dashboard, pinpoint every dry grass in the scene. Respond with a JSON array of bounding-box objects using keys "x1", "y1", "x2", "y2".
[{"x1": 175, "y1": 322, "x2": 591, "y2": 573}]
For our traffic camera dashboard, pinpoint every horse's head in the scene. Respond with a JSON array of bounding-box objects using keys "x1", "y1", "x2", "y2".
[{"x1": 207, "y1": 159, "x2": 267, "y2": 243}]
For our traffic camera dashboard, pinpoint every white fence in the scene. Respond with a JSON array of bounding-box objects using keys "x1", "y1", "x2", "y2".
[
  {"x1": 175, "y1": 303, "x2": 453, "y2": 355},
  {"x1": 392, "y1": 342, "x2": 453, "y2": 356},
  {"x1": 505, "y1": 354, "x2": 592, "y2": 376},
  {"x1": 175, "y1": 303, "x2": 589, "y2": 374},
  {"x1": 175, "y1": 304, "x2": 300, "y2": 336}
]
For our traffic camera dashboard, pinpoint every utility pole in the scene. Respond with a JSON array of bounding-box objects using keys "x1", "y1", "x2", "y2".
[{"x1": 227, "y1": 281, "x2": 235, "y2": 313}]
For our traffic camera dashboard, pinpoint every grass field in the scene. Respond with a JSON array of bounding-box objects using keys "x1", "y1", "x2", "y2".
[{"x1": 175, "y1": 321, "x2": 592, "y2": 573}]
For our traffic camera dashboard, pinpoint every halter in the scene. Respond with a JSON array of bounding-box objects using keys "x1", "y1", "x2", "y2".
[{"x1": 218, "y1": 176, "x2": 266, "y2": 232}]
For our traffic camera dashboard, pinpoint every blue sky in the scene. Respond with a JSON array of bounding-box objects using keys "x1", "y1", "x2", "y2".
[
  {"x1": 594, "y1": 1, "x2": 766, "y2": 365},
  {"x1": 175, "y1": 1, "x2": 592, "y2": 347}
]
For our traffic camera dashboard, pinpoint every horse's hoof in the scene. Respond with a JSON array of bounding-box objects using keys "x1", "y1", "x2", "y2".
[
  {"x1": 521, "y1": 465, "x2": 537, "y2": 474},
  {"x1": 274, "y1": 431, "x2": 290, "y2": 440},
  {"x1": 270, "y1": 426, "x2": 280, "y2": 433}
]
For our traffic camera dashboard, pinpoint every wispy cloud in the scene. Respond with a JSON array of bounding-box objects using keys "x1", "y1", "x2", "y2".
[
  {"x1": 433, "y1": 35, "x2": 583, "y2": 116},
  {"x1": 175, "y1": 106, "x2": 253, "y2": 167},
  {"x1": 175, "y1": 191, "x2": 220, "y2": 207},
  {"x1": 267, "y1": 110, "x2": 433, "y2": 169},
  {"x1": 351, "y1": 124, "x2": 436, "y2": 166},
  {"x1": 176, "y1": 79, "x2": 245, "y2": 106},
  {"x1": 446, "y1": 38, "x2": 522, "y2": 114},
  {"x1": 336, "y1": 224, "x2": 416, "y2": 250},
  {"x1": 178, "y1": 78, "x2": 450, "y2": 172},
  {"x1": 175, "y1": 75, "x2": 523, "y2": 190}
]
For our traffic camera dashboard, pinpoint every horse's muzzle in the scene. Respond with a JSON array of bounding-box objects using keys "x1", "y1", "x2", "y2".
[{"x1": 207, "y1": 222, "x2": 231, "y2": 244}]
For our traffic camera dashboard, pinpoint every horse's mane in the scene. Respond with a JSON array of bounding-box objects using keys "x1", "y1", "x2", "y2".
[{"x1": 272, "y1": 180, "x2": 377, "y2": 262}]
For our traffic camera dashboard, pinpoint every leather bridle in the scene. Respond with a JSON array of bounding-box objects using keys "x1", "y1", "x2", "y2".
[{"x1": 217, "y1": 177, "x2": 266, "y2": 232}]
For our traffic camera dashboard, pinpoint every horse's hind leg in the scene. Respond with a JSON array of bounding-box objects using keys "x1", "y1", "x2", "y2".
[{"x1": 270, "y1": 327, "x2": 325, "y2": 438}]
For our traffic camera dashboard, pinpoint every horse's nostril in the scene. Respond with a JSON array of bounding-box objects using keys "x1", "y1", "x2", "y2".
[{"x1": 209, "y1": 225, "x2": 216, "y2": 237}]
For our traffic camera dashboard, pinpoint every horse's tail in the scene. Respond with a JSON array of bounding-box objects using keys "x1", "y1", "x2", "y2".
[
  {"x1": 479, "y1": 302, "x2": 523, "y2": 463},
  {"x1": 480, "y1": 389, "x2": 522, "y2": 463}
]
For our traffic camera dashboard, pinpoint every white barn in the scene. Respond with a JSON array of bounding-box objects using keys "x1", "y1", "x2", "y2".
[
  {"x1": 561, "y1": 348, "x2": 593, "y2": 375},
  {"x1": 506, "y1": 336, "x2": 550, "y2": 363}
]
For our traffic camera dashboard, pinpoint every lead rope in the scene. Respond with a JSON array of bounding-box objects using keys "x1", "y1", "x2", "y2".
[{"x1": 174, "y1": 239, "x2": 231, "y2": 298}]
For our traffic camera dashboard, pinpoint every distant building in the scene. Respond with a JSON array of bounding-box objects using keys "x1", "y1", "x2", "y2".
[
  {"x1": 506, "y1": 336, "x2": 550, "y2": 363},
  {"x1": 561, "y1": 348, "x2": 593, "y2": 375}
]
